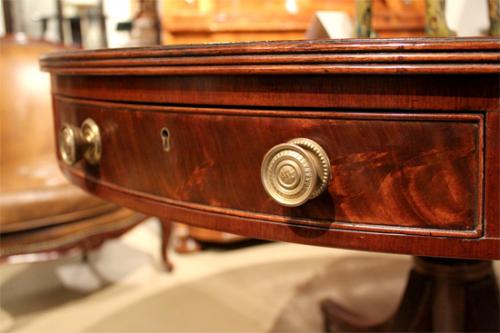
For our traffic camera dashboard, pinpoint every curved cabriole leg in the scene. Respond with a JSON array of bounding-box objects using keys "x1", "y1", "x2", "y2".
[
  {"x1": 321, "y1": 257, "x2": 499, "y2": 332},
  {"x1": 159, "y1": 219, "x2": 174, "y2": 272}
]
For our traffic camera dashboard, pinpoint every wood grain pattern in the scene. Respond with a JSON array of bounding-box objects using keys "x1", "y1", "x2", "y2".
[
  {"x1": 41, "y1": 38, "x2": 500, "y2": 75},
  {"x1": 56, "y1": 167, "x2": 500, "y2": 260},
  {"x1": 42, "y1": 38, "x2": 500, "y2": 260},
  {"x1": 485, "y1": 112, "x2": 500, "y2": 239},
  {"x1": 41, "y1": 38, "x2": 500, "y2": 61},
  {"x1": 50, "y1": 74, "x2": 500, "y2": 112},
  {"x1": 54, "y1": 96, "x2": 482, "y2": 238}
]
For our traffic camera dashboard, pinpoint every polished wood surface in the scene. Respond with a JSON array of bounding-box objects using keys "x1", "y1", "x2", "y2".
[
  {"x1": 40, "y1": 37, "x2": 500, "y2": 75},
  {"x1": 159, "y1": 219, "x2": 174, "y2": 271},
  {"x1": 41, "y1": 38, "x2": 499, "y2": 260},
  {"x1": 52, "y1": 97, "x2": 482, "y2": 238},
  {"x1": 322, "y1": 257, "x2": 499, "y2": 332},
  {"x1": 42, "y1": 37, "x2": 499, "y2": 332}
]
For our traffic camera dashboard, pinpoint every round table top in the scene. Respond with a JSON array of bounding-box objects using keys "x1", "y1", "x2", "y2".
[
  {"x1": 42, "y1": 38, "x2": 500, "y2": 260},
  {"x1": 41, "y1": 37, "x2": 500, "y2": 76}
]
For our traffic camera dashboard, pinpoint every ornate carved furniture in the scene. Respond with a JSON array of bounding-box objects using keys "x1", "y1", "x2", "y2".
[
  {"x1": 41, "y1": 37, "x2": 499, "y2": 331},
  {"x1": 0, "y1": 37, "x2": 172, "y2": 270}
]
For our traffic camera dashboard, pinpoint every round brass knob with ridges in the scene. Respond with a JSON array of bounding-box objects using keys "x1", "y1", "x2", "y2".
[
  {"x1": 59, "y1": 118, "x2": 102, "y2": 166},
  {"x1": 261, "y1": 138, "x2": 331, "y2": 207}
]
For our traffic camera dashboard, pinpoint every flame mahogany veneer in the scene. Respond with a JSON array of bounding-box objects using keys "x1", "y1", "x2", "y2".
[{"x1": 41, "y1": 38, "x2": 500, "y2": 260}]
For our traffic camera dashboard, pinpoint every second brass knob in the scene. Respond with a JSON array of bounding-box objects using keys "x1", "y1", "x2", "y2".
[{"x1": 59, "y1": 118, "x2": 102, "y2": 166}]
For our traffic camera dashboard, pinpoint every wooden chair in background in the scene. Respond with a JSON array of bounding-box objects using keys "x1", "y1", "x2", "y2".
[{"x1": 0, "y1": 36, "x2": 172, "y2": 270}]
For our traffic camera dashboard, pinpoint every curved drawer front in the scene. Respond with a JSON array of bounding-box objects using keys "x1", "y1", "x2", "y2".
[{"x1": 54, "y1": 96, "x2": 483, "y2": 238}]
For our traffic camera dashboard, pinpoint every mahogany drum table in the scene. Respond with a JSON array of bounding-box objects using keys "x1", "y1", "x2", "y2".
[{"x1": 42, "y1": 38, "x2": 499, "y2": 332}]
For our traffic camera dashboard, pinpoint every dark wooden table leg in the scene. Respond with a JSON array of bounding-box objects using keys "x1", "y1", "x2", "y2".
[
  {"x1": 321, "y1": 257, "x2": 499, "y2": 332},
  {"x1": 159, "y1": 219, "x2": 174, "y2": 271}
]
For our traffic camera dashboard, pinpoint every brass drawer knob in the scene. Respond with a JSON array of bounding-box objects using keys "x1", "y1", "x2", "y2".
[
  {"x1": 59, "y1": 118, "x2": 102, "y2": 166},
  {"x1": 261, "y1": 138, "x2": 331, "y2": 207}
]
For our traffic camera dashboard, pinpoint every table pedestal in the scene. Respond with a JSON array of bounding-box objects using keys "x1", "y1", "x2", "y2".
[{"x1": 321, "y1": 257, "x2": 499, "y2": 332}]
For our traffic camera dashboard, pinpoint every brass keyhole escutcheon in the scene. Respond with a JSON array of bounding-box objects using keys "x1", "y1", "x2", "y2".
[
  {"x1": 59, "y1": 118, "x2": 102, "y2": 166},
  {"x1": 261, "y1": 138, "x2": 331, "y2": 207},
  {"x1": 161, "y1": 128, "x2": 171, "y2": 152}
]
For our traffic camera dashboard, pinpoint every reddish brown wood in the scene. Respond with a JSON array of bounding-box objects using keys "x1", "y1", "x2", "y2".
[
  {"x1": 485, "y1": 112, "x2": 500, "y2": 239},
  {"x1": 41, "y1": 38, "x2": 499, "y2": 260},
  {"x1": 321, "y1": 257, "x2": 500, "y2": 332},
  {"x1": 160, "y1": 0, "x2": 426, "y2": 43},
  {"x1": 42, "y1": 38, "x2": 500, "y2": 330},
  {"x1": 159, "y1": 219, "x2": 174, "y2": 271},
  {"x1": 49, "y1": 74, "x2": 500, "y2": 112},
  {"x1": 53, "y1": 97, "x2": 483, "y2": 238},
  {"x1": 40, "y1": 52, "x2": 500, "y2": 68},
  {"x1": 40, "y1": 38, "x2": 500, "y2": 63},
  {"x1": 42, "y1": 39, "x2": 500, "y2": 249}
]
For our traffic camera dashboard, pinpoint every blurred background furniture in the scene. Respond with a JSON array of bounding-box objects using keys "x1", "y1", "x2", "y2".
[
  {"x1": 160, "y1": 0, "x2": 426, "y2": 44},
  {"x1": 173, "y1": 224, "x2": 246, "y2": 253},
  {"x1": 0, "y1": 36, "x2": 172, "y2": 270},
  {"x1": 53, "y1": 0, "x2": 108, "y2": 48},
  {"x1": 1, "y1": 0, "x2": 108, "y2": 48}
]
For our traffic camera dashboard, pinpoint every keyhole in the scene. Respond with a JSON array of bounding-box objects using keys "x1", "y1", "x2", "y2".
[{"x1": 161, "y1": 128, "x2": 171, "y2": 152}]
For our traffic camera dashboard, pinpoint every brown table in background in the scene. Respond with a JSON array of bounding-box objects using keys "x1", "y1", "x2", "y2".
[{"x1": 42, "y1": 38, "x2": 499, "y2": 332}]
